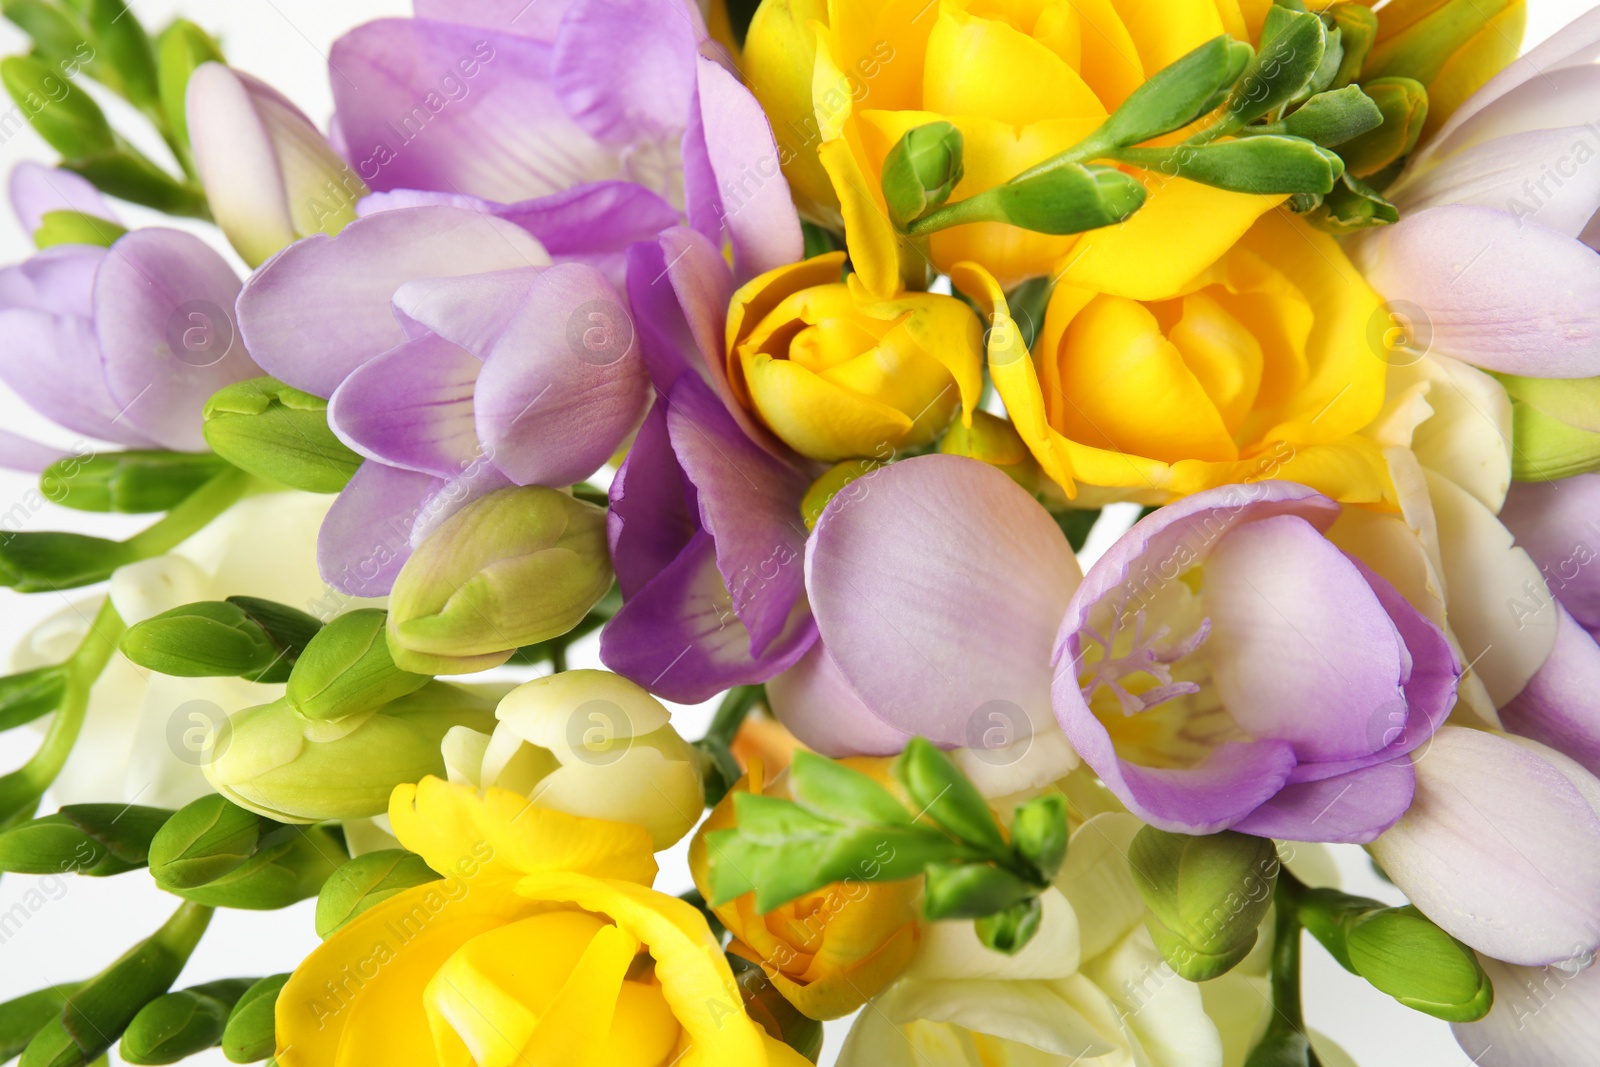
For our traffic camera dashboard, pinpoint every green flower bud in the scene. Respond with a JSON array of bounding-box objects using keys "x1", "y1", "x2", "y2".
[
  {"x1": 220, "y1": 974, "x2": 288, "y2": 1064},
  {"x1": 940, "y1": 411, "x2": 1040, "y2": 493},
  {"x1": 0, "y1": 665, "x2": 66, "y2": 731},
  {"x1": 0, "y1": 54, "x2": 115, "y2": 159},
  {"x1": 1311, "y1": 171, "x2": 1399, "y2": 233},
  {"x1": 154, "y1": 19, "x2": 223, "y2": 152},
  {"x1": 204, "y1": 683, "x2": 498, "y2": 823},
  {"x1": 1096, "y1": 35, "x2": 1253, "y2": 149},
  {"x1": 33, "y1": 210, "x2": 126, "y2": 249},
  {"x1": 203, "y1": 377, "x2": 362, "y2": 494},
  {"x1": 0, "y1": 803, "x2": 173, "y2": 876},
  {"x1": 147, "y1": 795, "x2": 276, "y2": 890},
  {"x1": 910, "y1": 159, "x2": 1146, "y2": 237},
  {"x1": 82, "y1": 0, "x2": 158, "y2": 111},
  {"x1": 800, "y1": 458, "x2": 884, "y2": 531},
  {"x1": 40, "y1": 451, "x2": 227, "y2": 514},
  {"x1": 314, "y1": 849, "x2": 440, "y2": 938},
  {"x1": 1009, "y1": 793, "x2": 1068, "y2": 881},
  {"x1": 894, "y1": 737, "x2": 1006, "y2": 853},
  {"x1": 159, "y1": 823, "x2": 347, "y2": 911},
  {"x1": 727, "y1": 954, "x2": 824, "y2": 1063},
  {"x1": 1, "y1": 1, "x2": 91, "y2": 73},
  {"x1": 1280, "y1": 86, "x2": 1384, "y2": 147},
  {"x1": 1119, "y1": 136, "x2": 1344, "y2": 195},
  {"x1": 975, "y1": 895, "x2": 1044, "y2": 954},
  {"x1": 1339, "y1": 76, "x2": 1428, "y2": 177},
  {"x1": 119, "y1": 980, "x2": 252, "y2": 1065},
  {"x1": 122, "y1": 602, "x2": 290, "y2": 682},
  {"x1": 1498, "y1": 373, "x2": 1600, "y2": 481},
  {"x1": 0, "y1": 984, "x2": 81, "y2": 1063},
  {"x1": 22, "y1": 901, "x2": 212, "y2": 1067},
  {"x1": 922, "y1": 862, "x2": 1037, "y2": 921},
  {"x1": 286, "y1": 609, "x2": 430, "y2": 721},
  {"x1": 881, "y1": 121, "x2": 964, "y2": 228},
  {"x1": 64, "y1": 149, "x2": 208, "y2": 218},
  {"x1": 1216, "y1": 10, "x2": 1327, "y2": 132},
  {"x1": 1129, "y1": 827, "x2": 1278, "y2": 981},
  {"x1": 0, "y1": 531, "x2": 136, "y2": 593},
  {"x1": 387, "y1": 487, "x2": 615, "y2": 675},
  {"x1": 1329, "y1": 3, "x2": 1379, "y2": 88}
]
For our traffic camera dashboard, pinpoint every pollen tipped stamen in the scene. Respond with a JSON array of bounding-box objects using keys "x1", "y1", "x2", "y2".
[{"x1": 1080, "y1": 610, "x2": 1212, "y2": 715}]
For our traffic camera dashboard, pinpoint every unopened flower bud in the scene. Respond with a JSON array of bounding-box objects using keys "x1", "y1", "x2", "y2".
[
  {"x1": 314, "y1": 850, "x2": 440, "y2": 939},
  {"x1": 880, "y1": 121, "x2": 964, "y2": 227},
  {"x1": 1497, "y1": 372, "x2": 1600, "y2": 481},
  {"x1": 386, "y1": 488, "x2": 614, "y2": 676},
  {"x1": 1346, "y1": 906, "x2": 1493, "y2": 1021},
  {"x1": 202, "y1": 377, "x2": 362, "y2": 494},
  {"x1": 40, "y1": 451, "x2": 228, "y2": 515},
  {"x1": 1338, "y1": 76, "x2": 1429, "y2": 177},
  {"x1": 940, "y1": 411, "x2": 1040, "y2": 492},
  {"x1": 122, "y1": 598, "x2": 320, "y2": 684},
  {"x1": 286, "y1": 609, "x2": 430, "y2": 722},
  {"x1": 0, "y1": 985, "x2": 80, "y2": 1064},
  {"x1": 219, "y1": 974, "x2": 288, "y2": 1064},
  {"x1": 1362, "y1": 0, "x2": 1522, "y2": 138},
  {"x1": 147, "y1": 794, "x2": 346, "y2": 910},
  {"x1": 1009, "y1": 793, "x2": 1068, "y2": 881},
  {"x1": 187, "y1": 62, "x2": 367, "y2": 266},
  {"x1": 119, "y1": 979, "x2": 251, "y2": 1066},
  {"x1": 1130, "y1": 827, "x2": 1278, "y2": 981},
  {"x1": 0, "y1": 804, "x2": 172, "y2": 877},
  {"x1": 922, "y1": 862, "x2": 1036, "y2": 921}
]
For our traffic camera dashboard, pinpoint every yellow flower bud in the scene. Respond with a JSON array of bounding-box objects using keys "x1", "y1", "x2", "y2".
[
  {"x1": 690, "y1": 756, "x2": 920, "y2": 1020},
  {"x1": 965, "y1": 210, "x2": 1395, "y2": 506},
  {"x1": 442, "y1": 670, "x2": 705, "y2": 850},
  {"x1": 387, "y1": 487, "x2": 614, "y2": 675},
  {"x1": 939, "y1": 410, "x2": 1041, "y2": 493},
  {"x1": 275, "y1": 778, "x2": 810, "y2": 1067},
  {"x1": 726, "y1": 253, "x2": 984, "y2": 461}
]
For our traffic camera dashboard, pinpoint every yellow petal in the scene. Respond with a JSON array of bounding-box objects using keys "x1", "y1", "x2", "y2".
[
  {"x1": 1108, "y1": 0, "x2": 1227, "y2": 77},
  {"x1": 1060, "y1": 0, "x2": 1145, "y2": 106},
  {"x1": 728, "y1": 254, "x2": 848, "y2": 359},
  {"x1": 818, "y1": 137, "x2": 908, "y2": 299},
  {"x1": 1418, "y1": 1, "x2": 1525, "y2": 138},
  {"x1": 860, "y1": 286, "x2": 985, "y2": 425},
  {"x1": 922, "y1": 2, "x2": 1107, "y2": 124},
  {"x1": 388, "y1": 776, "x2": 657, "y2": 887},
  {"x1": 742, "y1": 348, "x2": 915, "y2": 460},
  {"x1": 743, "y1": 0, "x2": 841, "y2": 222}
]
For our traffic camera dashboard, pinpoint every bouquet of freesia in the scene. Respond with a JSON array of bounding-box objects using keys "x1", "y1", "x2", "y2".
[{"x1": 0, "y1": 0, "x2": 1597, "y2": 1063}]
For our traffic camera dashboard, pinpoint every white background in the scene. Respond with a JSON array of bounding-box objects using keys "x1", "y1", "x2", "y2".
[{"x1": 0, "y1": 2, "x2": 1591, "y2": 1064}]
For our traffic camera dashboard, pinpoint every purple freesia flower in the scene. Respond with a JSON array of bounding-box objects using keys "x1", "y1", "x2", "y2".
[
  {"x1": 235, "y1": 202, "x2": 650, "y2": 597},
  {"x1": 0, "y1": 164, "x2": 259, "y2": 466},
  {"x1": 1055, "y1": 481, "x2": 1459, "y2": 843},
  {"x1": 328, "y1": 0, "x2": 800, "y2": 280},
  {"x1": 598, "y1": 227, "x2": 816, "y2": 703}
]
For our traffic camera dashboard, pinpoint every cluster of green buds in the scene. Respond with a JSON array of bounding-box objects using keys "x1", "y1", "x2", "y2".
[
  {"x1": 0, "y1": 0, "x2": 222, "y2": 223},
  {"x1": 146, "y1": 794, "x2": 346, "y2": 909},
  {"x1": 703, "y1": 738, "x2": 1069, "y2": 954},
  {"x1": 881, "y1": 2, "x2": 1434, "y2": 244}
]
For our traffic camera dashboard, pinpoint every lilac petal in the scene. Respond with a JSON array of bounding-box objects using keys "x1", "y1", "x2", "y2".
[
  {"x1": 767, "y1": 641, "x2": 913, "y2": 757},
  {"x1": 237, "y1": 205, "x2": 548, "y2": 397},
  {"x1": 666, "y1": 375, "x2": 810, "y2": 655},
  {"x1": 1425, "y1": 63, "x2": 1600, "y2": 169},
  {"x1": 1501, "y1": 604, "x2": 1600, "y2": 777},
  {"x1": 493, "y1": 181, "x2": 680, "y2": 288},
  {"x1": 1501, "y1": 474, "x2": 1600, "y2": 635},
  {"x1": 683, "y1": 56, "x2": 802, "y2": 281},
  {"x1": 0, "y1": 310, "x2": 148, "y2": 445},
  {"x1": 317, "y1": 461, "x2": 439, "y2": 597},
  {"x1": 0, "y1": 243, "x2": 101, "y2": 317},
  {"x1": 0, "y1": 429, "x2": 66, "y2": 472},
  {"x1": 389, "y1": 267, "x2": 544, "y2": 350},
  {"x1": 330, "y1": 20, "x2": 616, "y2": 203},
  {"x1": 475, "y1": 263, "x2": 650, "y2": 487},
  {"x1": 1102, "y1": 741, "x2": 1300, "y2": 835},
  {"x1": 608, "y1": 400, "x2": 696, "y2": 600},
  {"x1": 1362, "y1": 204, "x2": 1600, "y2": 378},
  {"x1": 1232, "y1": 758, "x2": 1416, "y2": 844},
  {"x1": 1453, "y1": 955, "x2": 1600, "y2": 1067},
  {"x1": 808, "y1": 454, "x2": 1080, "y2": 744},
  {"x1": 599, "y1": 528, "x2": 816, "y2": 702},
  {"x1": 93, "y1": 229, "x2": 256, "y2": 451},
  {"x1": 328, "y1": 334, "x2": 483, "y2": 477},
  {"x1": 626, "y1": 238, "x2": 703, "y2": 391},
  {"x1": 1202, "y1": 514, "x2": 1407, "y2": 763},
  {"x1": 1370, "y1": 727, "x2": 1600, "y2": 966},
  {"x1": 412, "y1": 0, "x2": 574, "y2": 41},
  {"x1": 9, "y1": 163, "x2": 116, "y2": 233},
  {"x1": 551, "y1": 0, "x2": 697, "y2": 146}
]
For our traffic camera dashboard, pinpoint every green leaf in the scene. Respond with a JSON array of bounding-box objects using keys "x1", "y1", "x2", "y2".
[
  {"x1": 1094, "y1": 35, "x2": 1253, "y2": 148},
  {"x1": 0, "y1": 804, "x2": 173, "y2": 876},
  {"x1": 922, "y1": 863, "x2": 1037, "y2": 921},
  {"x1": 203, "y1": 377, "x2": 362, "y2": 493},
  {"x1": 1118, "y1": 136, "x2": 1343, "y2": 195},
  {"x1": 0, "y1": 666, "x2": 67, "y2": 731},
  {"x1": 0, "y1": 54, "x2": 114, "y2": 158},
  {"x1": 40, "y1": 451, "x2": 228, "y2": 514},
  {"x1": 894, "y1": 737, "x2": 1007, "y2": 853},
  {"x1": 787, "y1": 750, "x2": 913, "y2": 827},
  {"x1": 220, "y1": 974, "x2": 288, "y2": 1064},
  {"x1": 315, "y1": 850, "x2": 440, "y2": 938}
]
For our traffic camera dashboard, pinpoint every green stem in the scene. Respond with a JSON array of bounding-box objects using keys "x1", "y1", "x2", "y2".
[
  {"x1": 151, "y1": 899, "x2": 214, "y2": 959},
  {"x1": 1269, "y1": 885, "x2": 1307, "y2": 1033},
  {"x1": 703, "y1": 685, "x2": 764, "y2": 749},
  {"x1": 124, "y1": 468, "x2": 252, "y2": 558}
]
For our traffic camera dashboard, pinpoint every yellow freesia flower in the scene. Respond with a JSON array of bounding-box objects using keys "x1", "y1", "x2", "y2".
[
  {"x1": 276, "y1": 777, "x2": 811, "y2": 1067},
  {"x1": 1359, "y1": 0, "x2": 1526, "y2": 140},
  {"x1": 689, "y1": 757, "x2": 920, "y2": 1020},
  {"x1": 962, "y1": 209, "x2": 1395, "y2": 506},
  {"x1": 726, "y1": 251, "x2": 983, "y2": 461},
  {"x1": 743, "y1": 0, "x2": 1284, "y2": 298}
]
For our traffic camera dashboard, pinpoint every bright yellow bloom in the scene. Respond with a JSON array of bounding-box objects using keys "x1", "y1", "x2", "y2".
[
  {"x1": 689, "y1": 757, "x2": 920, "y2": 1020},
  {"x1": 1359, "y1": 0, "x2": 1526, "y2": 140},
  {"x1": 744, "y1": 0, "x2": 1283, "y2": 298},
  {"x1": 276, "y1": 777, "x2": 811, "y2": 1067},
  {"x1": 726, "y1": 252, "x2": 983, "y2": 461},
  {"x1": 964, "y1": 209, "x2": 1395, "y2": 506}
]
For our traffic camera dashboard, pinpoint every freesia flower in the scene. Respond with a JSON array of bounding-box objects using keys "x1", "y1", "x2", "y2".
[
  {"x1": 724, "y1": 251, "x2": 983, "y2": 462},
  {"x1": 1452, "y1": 954, "x2": 1600, "y2": 1067},
  {"x1": 328, "y1": 0, "x2": 800, "y2": 279},
  {"x1": 744, "y1": 0, "x2": 1284, "y2": 297},
  {"x1": 689, "y1": 755, "x2": 921, "y2": 1019},
  {"x1": 275, "y1": 776, "x2": 811, "y2": 1066},
  {"x1": 1360, "y1": 0, "x2": 1526, "y2": 142},
  {"x1": 1369, "y1": 727, "x2": 1600, "y2": 967},
  {"x1": 1355, "y1": 7, "x2": 1600, "y2": 380},
  {"x1": 442, "y1": 669, "x2": 704, "y2": 850},
  {"x1": 839, "y1": 812, "x2": 1223, "y2": 1067},
  {"x1": 1054, "y1": 479, "x2": 1458, "y2": 842},
  {"x1": 235, "y1": 203, "x2": 649, "y2": 597},
  {"x1": 599, "y1": 228, "x2": 817, "y2": 703},
  {"x1": 0, "y1": 163, "x2": 260, "y2": 457},
  {"x1": 958, "y1": 211, "x2": 1394, "y2": 507}
]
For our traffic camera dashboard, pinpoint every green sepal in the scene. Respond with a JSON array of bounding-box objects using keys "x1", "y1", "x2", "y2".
[
  {"x1": 1339, "y1": 76, "x2": 1428, "y2": 177},
  {"x1": 1328, "y1": 3, "x2": 1379, "y2": 88},
  {"x1": 61, "y1": 149, "x2": 207, "y2": 218},
  {"x1": 1009, "y1": 793, "x2": 1068, "y2": 881},
  {"x1": 975, "y1": 896, "x2": 1044, "y2": 955},
  {"x1": 314, "y1": 849, "x2": 441, "y2": 938},
  {"x1": 1277, "y1": 85, "x2": 1383, "y2": 146},
  {"x1": 894, "y1": 737, "x2": 1007, "y2": 852},
  {"x1": 81, "y1": 0, "x2": 158, "y2": 112},
  {"x1": 0, "y1": 984, "x2": 81, "y2": 1063},
  {"x1": 1118, "y1": 136, "x2": 1343, "y2": 195},
  {"x1": 286, "y1": 609, "x2": 431, "y2": 722},
  {"x1": 1309, "y1": 171, "x2": 1398, "y2": 233},
  {"x1": 1091, "y1": 35, "x2": 1253, "y2": 149},
  {"x1": 40, "y1": 451, "x2": 228, "y2": 514},
  {"x1": 203, "y1": 377, "x2": 361, "y2": 493},
  {"x1": 118, "y1": 980, "x2": 252, "y2": 1065},
  {"x1": 0, "y1": 803, "x2": 173, "y2": 876},
  {"x1": 787, "y1": 749, "x2": 913, "y2": 827},
  {"x1": 0, "y1": 54, "x2": 114, "y2": 158},
  {"x1": 0, "y1": 665, "x2": 67, "y2": 731},
  {"x1": 908, "y1": 159, "x2": 1146, "y2": 237},
  {"x1": 1214, "y1": 10, "x2": 1327, "y2": 133},
  {"x1": 922, "y1": 862, "x2": 1037, "y2": 921},
  {"x1": 32, "y1": 210, "x2": 125, "y2": 249},
  {"x1": 881, "y1": 121, "x2": 964, "y2": 228},
  {"x1": 0, "y1": 531, "x2": 137, "y2": 592},
  {"x1": 220, "y1": 974, "x2": 289, "y2": 1064}
]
